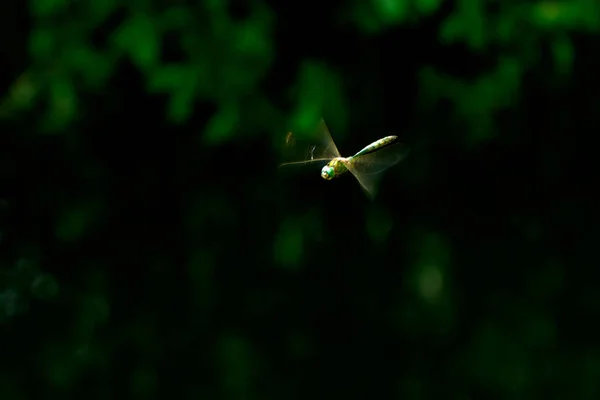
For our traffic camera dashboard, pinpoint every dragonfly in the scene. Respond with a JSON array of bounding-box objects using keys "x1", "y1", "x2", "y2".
[{"x1": 279, "y1": 118, "x2": 409, "y2": 198}]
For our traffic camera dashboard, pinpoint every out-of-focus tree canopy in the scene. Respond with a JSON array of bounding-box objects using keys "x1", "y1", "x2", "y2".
[{"x1": 1, "y1": 0, "x2": 600, "y2": 398}]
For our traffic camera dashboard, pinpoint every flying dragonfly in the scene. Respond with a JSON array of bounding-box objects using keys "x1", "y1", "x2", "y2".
[{"x1": 279, "y1": 119, "x2": 409, "y2": 198}]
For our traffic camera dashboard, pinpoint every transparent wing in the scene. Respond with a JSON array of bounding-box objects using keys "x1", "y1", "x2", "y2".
[
  {"x1": 278, "y1": 119, "x2": 341, "y2": 167},
  {"x1": 345, "y1": 143, "x2": 409, "y2": 198}
]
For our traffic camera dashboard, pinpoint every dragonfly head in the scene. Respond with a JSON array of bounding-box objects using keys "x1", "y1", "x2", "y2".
[{"x1": 321, "y1": 165, "x2": 334, "y2": 180}]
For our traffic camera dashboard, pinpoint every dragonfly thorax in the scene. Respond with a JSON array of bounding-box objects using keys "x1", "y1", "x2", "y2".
[{"x1": 321, "y1": 158, "x2": 348, "y2": 180}]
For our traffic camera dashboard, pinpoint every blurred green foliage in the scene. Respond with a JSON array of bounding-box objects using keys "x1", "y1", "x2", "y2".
[
  {"x1": 1, "y1": 0, "x2": 599, "y2": 398},
  {"x1": 2, "y1": 0, "x2": 593, "y2": 141}
]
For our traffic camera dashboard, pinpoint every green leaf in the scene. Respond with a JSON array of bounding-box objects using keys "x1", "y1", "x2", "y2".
[
  {"x1": 366, "y1": 207, "x2": 394, "y2": 245},
  {"x1": 88, "y1": 0, "x2": 117, "y2": 22},
  {"x1": 113, "y1": 14, "x2": 160, "y2": 72},
  {"x1": 147, "y1": 64, "x2": 191, "y2": 93},
  {"x1": 188, "y1": 250, "x2": 216, "y2": 310},
  {"x1": 166, "y1": 86, "x2": 196, "y2": 124},
  {"x1": 218, "y1": 334, "x2": 254, "y2": 397},
  {"x1": 273, "y1": 217, "x2": 303, "y2": 271},
  {"x1": 461, "y1": 0, "x2": 486, "y2": 50},
  {"x1": 43, "y1": 76, "x2": 78, "y2": 132},
  {"x1": 203, "y1": 102, "x2": 239, "y2": 144},
  {"x1": 530, "y1": 2, "x2": 578, "y2": 29},
  {"x1": 30, "y1": 273, "x2": 59, "y2": 300},
  {"x1": 440, "y1": 15, "x2": 462, "y2": 44},
  {"x1": 30, "y1": 0, "x2": 70, "y2": 17},
  {"x1": 55, "y1": 202, "x2": 97, "y2": 242},
  {"x1": 0, "y1": 72, "x2": 39, "y2": 117},
  {"x1": 130, "y1": 366, "x2": 157, "y2": 397},
  {"x1": 66, "y1": 44, "x2": 115, "y2": 88},
  {"x1": 416, "y1": 0, "x2": 441, "y2": 16},
  {"x1": 552, "y1": 35, "x2": 573, "y2": 76},
  {"x1": 374, "y1": 0, "x2": 408, "y2": 23},
  {"x1": 292, "y1": 62, "x2": 346, "y2": 139},
  {"x1": 29, "y1": 28, "x2": 55, "y2": 61},
  {"x1": 160, "y1": 6, "x2": 192, "y2": 29},
  {"x1": 78, "y1": 294, "x2": 110, "y2": 331}
]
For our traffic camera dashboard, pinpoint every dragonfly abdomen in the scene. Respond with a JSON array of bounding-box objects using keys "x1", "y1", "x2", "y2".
[{"x1": 352, "y1": 135, "x2": 397, "y2": 158}]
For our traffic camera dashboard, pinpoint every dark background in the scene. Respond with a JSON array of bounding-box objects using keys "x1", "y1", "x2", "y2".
[{"x1": 1, "y1": 0, "x2": 600, "y2": 398}]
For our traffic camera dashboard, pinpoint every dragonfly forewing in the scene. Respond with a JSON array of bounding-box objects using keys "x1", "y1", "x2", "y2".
[{"x1": 279, "y1": 119, "x2": 341, "y2": 167}]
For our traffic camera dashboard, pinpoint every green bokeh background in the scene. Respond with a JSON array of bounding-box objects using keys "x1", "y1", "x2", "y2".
[{"x1": 1, "y1": 0, "x2": 600, "y2": 398}]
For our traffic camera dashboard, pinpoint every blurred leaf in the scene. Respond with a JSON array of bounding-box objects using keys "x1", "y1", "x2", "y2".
[
  {"x1": 40, "y1": 343, "x2": 78, "y2": 388},
  {"x1": 522, "y1": 313, "x2": 556, "y2": 349},
  {"x1": 30, "y1": 273, "x2": 59, "y2": 300},
  {"x1": 441, "y1": 0, "x2": 486, "y2": 49},
  {"x1": 203, "y1": 102, "x2": 239, "y2": 144},
  {"x1": 43, "y1": 76, "x2": 78, "y2": 132},
  {"x1": 0, "y1": 71, "x2": 41, "y2": 118},
  {"x1": 167, "y1": 85, "x2": 196, "y2": 124},
  {"x1": 147, "y1": 64, "x2": 193, "y2": 93},
  {"x1": 398, "y1": 373, "x2": 426, "y2": 398},
  {"x1": 130, "y1": 365, "x2": 158, "y2": 397},
  {"x1": 420, "y1": 57, "x2": 521, "y2": 146},
  {"x1": 77, "y1": 294, "x2": 110, "y2": 336},
  {"x1": 188, "y1": 250, "x2": 216, "y2": 310},
  {"x1": 366, "y1": 206, "x2": 394, "y2": 245},
  {"x1": 460, "y1": 0, "x2": 486, "y2": 50},
  {"x1": 288, "y1": 330, "x2": 311, "y2": 360},
  {"x1": 374, "y1": 0, "x2": 408, "y2": 24},
  {"x1": 581, "y1": 1, "x2": 600, "y2": 31},
  {"x1": 87, "y1": 0, "x2": 117, "y2": 22},
  {"x1": 273, "y1": 217, "x2": 303, "y2": 271},
  {"x1": 292, "y1": 62, "x2": 347, "y2": 139},
  {"x1": 29, "y1": 28, "x2": 55, "y2": 61},
  {"x1": 552, "y1": 35, "x2": 574, "y2": 76},
  {"x1": 353, "y1": 3, "x2": 384, "y2": 34},
  {"x1": 419, "y1": 231, "x2": 451, "y2": 267},
  {"x1": 416, "y1": 0, "x2": 441, "y2": 16},
  {"x1": 160, "y1": 6, "x2": 192, "y2": 29},
  {"x1": 66, "y1": 44, "x2": 116, "y2": 88},
  {"x1": 531, "y1": 2, "x2": 578, "y2": 29},
  {"x1": 113, "y1": 14, "x2": 160, "y2": 72},
  {"x1": 525, "y1": 259, "x2": 564, "y2": 301},
  {"x1": 417, "y1": 264, "x2": 444, "y2": 302},
  {"x1": 128, "y1": 315, "x2": 160, "y2": 355},
  {"x1": 467, "y1": 322, "x2": 531, "y2": 393},
  {"x1": 149, "y1": 64, "x2": 199, "y2": 124},
  {"x1": 218, "y1": 334, "x2": 254, "y2": 397},
  {"x1": 0, "y1": 289, "x2": 29, "y2": 318},
  {"x1": 440, "y1": 14, "x2": 462, "y2": 44},
  {"x1": 234, "y1": 21, "x2": 271, "y2": 57},
  {"x1": 495, "y1": 13, "x2": 515, "y2": 44},
  {"x1": 406, "y1": 231, "x2": 451, "y2": 303},
  {"x1": 293, "y1": 62, "x2": 329, "y2": 126},
  {"x1": 16, "y1": 257, "x2": 40, "y2": 277},
  {"x1": 55, "y1": 202, "x2": 97, "y2": 242},
  {"x1": 30, "y1": 0, "x2": 71, "y2": 17},
  {"x1": 0, "y1": 376, "x2": 25, "y2": 399}
]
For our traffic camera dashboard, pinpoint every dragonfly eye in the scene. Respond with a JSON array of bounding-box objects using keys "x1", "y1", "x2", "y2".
[{"x1": 321, "y1": 166, "x2": 334, "y2": 180}]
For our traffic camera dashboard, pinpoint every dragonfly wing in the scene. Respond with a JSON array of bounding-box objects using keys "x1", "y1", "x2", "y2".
[
  {"x1": 344, "y1": 143, "x2": 409, "y2": 198},
  {"x1": 348, "y1": 143, "x2": 409, "y2": 174},
  {"x1": 279, "y1": 119, "x2": 341, "y2": 167},
  {"x1": 312, "y1": 118, "x2": 341, "y2": 158}
]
